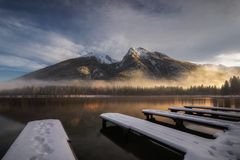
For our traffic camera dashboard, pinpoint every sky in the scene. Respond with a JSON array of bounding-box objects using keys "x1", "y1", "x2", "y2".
[{"x1": 0, "y1": 0, "x2": 240, "y2": 81}]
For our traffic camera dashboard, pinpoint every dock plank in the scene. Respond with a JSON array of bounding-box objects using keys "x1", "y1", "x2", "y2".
[
  {"x1": 2, "y1": 119, "x2": 76, "y2": 160},
  {"x1": 142, "y1": 109, "x2": 230, "y2": 130},
  {"x1": 184, "y1": 106, "x2": 240, "y2": 112},
  {"x1": 169, "y1": 107, "x2": 240, "y2": 119}
]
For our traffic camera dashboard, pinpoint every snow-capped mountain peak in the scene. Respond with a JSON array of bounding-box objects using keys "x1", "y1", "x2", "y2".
[
  {"x1": 82, "y1": 52, "x2": 117, "y2": 64},
  {"x1": 126, "y1": 47, "x2": 151, "y2": 59},
  {"x1": 134, "y1": 47, "x2": 150, "y2": 57},
  {"x1": 127, "y1": 47, "x2": 169, "y2": 60}
]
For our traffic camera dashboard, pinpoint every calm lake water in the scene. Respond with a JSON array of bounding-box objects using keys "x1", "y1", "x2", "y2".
[{"x1": 0, "y1": 96, "x2": 239, "y2": 160}]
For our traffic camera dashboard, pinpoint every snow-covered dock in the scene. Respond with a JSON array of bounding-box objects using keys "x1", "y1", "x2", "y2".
[
  {"x1": 184, "y1": 106, "x2": 240, "y2": 112},
  {"x1": 169, "y1": 107, "x2": 240, "y2": 119},
  {"x1": 142, "y1": 109, "x2": 229, "y2": 130},
  {"x1": 100, "y1": 113, "x2": 240, "y2": 160},
  {"x1": 2, "y1": 119, "x2": 76, "y2": 160}
]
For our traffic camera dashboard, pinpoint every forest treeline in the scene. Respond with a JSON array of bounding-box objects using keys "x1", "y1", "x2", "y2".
[
  {"x1": 220, "y1": 76, "x2": 240, "y2": 95},
  {"x1": 0, "y1": 76, "x2": 239, "y2": 96}
]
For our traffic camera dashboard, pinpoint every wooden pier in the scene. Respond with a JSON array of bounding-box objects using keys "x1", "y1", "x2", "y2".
[
  {"x1": 169, "y1": 107, "x2": 240, "y2": 119},
  {"x1": 142, "y1": 109, "x2": 230, "y2": 130},
  {"x1": 101, "y1": 106, "x2": 240, "y2": 160},
  {"x1": 2, "y1": 119, "x2": 77, "y2": 160},
  {"x1": 184, "y1": 106, "x2": 240, "y2": 112}
]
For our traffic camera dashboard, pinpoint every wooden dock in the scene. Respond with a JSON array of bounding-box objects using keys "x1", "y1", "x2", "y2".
[
  {"x1": 142, "y1": 109, "x2": 230, "y2": 130},
  {"x1": 169, "y1": 107, "x2": 240, "y2": 119},
  {"x1": 101, "y1": 107, "x2": 240, "y2": 160},
  {"x1": 184, "y1": 106, "x2": 240, "y2": 112},
  {"x1": 2, "y1": 119, "x2": 76, "y2": 160}
]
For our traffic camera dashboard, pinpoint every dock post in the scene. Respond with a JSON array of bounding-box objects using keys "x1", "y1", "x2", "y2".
[
  {"x1": 123, "y1": 128, "x2": 130, "y2": 143},
  {"x1": 102, "y1": 119, "x2": 107, "y2": 129},
  {"x1": 186, "y1": 111, "x2": 192, "y2": 115},
  {"x1": 170, "y1": 109, "x2": 177, "y2": 113},
  {"x1": 144, "y1": 113, "x2": 150, "y2": 120},
  {"x1": 150, "y1": 114, "x2": 153, "y2": 119},
  {"x1": 212, "y1": 114, "x2": 219, "y2": 118},
  {"x1": 174, "y1": 119, "x2": 184, "y2": 128}
]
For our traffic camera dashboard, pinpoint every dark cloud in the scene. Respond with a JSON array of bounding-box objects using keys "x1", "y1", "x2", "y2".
[{"x1": 0, "y1": 0, "x2": 240, "y2": 80}]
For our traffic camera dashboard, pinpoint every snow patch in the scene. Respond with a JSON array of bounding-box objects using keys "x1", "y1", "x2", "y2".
[
  {"x1": 82, "y1": 52, "x2": 117, "y2": 64},
  {"x1": 2, "y1": 119, "x2": 76, "y2": 160},
  {"x1": 127, "y1": 47, "x2": 150, "y2": 59},
  {"x1": 135, "y1": 47, "x2": 150, "y2": 58}
]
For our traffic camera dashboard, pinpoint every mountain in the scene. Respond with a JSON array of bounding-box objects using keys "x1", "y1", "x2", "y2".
[
  {"x1": 19, "y1": 47, "x2": 198, "y2": 80},
  {"x1": 114, "y1": 47, "x2": 197, "y2": 78},
  {"x1": 20, "y1": 56, "x2": 116, "y2": 80}
]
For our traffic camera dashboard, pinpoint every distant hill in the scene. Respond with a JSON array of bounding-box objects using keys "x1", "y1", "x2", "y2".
[{"x1": 18, "y1": 47, "x2": 214, "y2": 80}]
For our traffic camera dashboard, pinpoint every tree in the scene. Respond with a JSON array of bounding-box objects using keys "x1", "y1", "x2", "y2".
[
  {"x1": 221, "y1": 80, "x2": 230, "y2": 95},
  {"x1": 229, "y1": 76, "x2": 240, "y2": 94}
]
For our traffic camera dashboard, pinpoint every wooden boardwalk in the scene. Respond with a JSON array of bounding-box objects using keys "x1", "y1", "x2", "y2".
[{"x1": 2, "y1": 119, "x2": 76, "y2": 160}]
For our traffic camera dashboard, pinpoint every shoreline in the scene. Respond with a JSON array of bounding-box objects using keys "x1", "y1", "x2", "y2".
[{"x1": 0, "y1": 95, "x2": 240, "y2": 98}]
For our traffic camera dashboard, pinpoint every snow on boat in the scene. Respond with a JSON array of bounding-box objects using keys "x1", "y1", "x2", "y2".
[{"x1": 2, "y1": 119, "x2": 76, "y2": 160}]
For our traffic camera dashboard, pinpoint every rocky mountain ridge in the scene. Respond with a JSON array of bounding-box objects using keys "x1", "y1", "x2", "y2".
[{"x1": 20, "y1": 47, "x2": 199, "y2": 80}]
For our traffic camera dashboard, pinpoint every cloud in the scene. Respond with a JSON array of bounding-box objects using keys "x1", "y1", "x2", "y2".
[
  {"x1": 90, "y1": 0, "x2": 240, "y2": 62},
  {"x1": 84, "y1": 34, "x2": 131, "y2": 60},
  {"x1": 197, "y1": 52, "x2": 240, "y2": 67},
  {"x1": 0, "y1": 55, "x2": 46, "y2": 70},
  {"x1": 216, "y1": 53, "x2": 240, "y2": 66},
  {"x1": 0, "y1": 12, "x2": 86, "y2": 68},
  {"x1": 0, "y1": 0, "x2": 240, "y2": 81},
  {"x1": 1, "y1": 0, "x2": 240, "y2": 62}
]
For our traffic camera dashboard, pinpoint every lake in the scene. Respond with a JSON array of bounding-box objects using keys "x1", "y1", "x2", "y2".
[{"x1": 0, "y1": 96, "x2": 239, "y2": 160}]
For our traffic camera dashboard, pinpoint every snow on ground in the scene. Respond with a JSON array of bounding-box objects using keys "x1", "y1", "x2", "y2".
[{"x1": 2, "y1": 119, "x2": 76, "y2": 160}]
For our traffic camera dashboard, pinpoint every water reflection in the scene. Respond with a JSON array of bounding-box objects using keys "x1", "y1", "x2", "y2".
[
  {"x1": 101, "y1": 126, "x2": 183, "y2": 160},
  {"x1": 0, "y1": 96, "x2": 239, "y2": 160},
  {"x1": 0, "y1": 116, "x2": 24, "y2": 157},
  {"x1": 212, "y1": 97, "x2": 240, "y2": 108}
]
